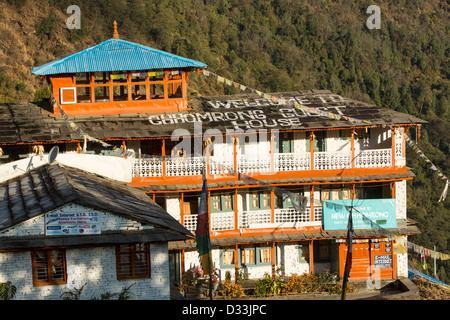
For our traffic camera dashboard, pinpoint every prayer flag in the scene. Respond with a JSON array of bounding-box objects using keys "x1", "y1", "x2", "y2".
[
  {"x1": 196, "y1": 178, "x2": 212, "y2": 275},
  {"x1": 341, "y1": 207, "x2": 353, "y2": 300}
]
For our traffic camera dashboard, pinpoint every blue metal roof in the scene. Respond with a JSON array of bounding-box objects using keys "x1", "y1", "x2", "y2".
[{"x1": 31, "y1": 38, "x2": 207, "y2": 75}]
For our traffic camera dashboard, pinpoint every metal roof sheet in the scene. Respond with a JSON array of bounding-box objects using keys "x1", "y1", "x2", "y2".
[{"x1": 31, "y1": 38, "x2": 207, "y2": 76}]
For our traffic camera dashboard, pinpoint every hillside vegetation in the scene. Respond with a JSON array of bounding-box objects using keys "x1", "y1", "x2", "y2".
[{"x1": 0, "y1": 0, "x2": 449, "y2": 281}]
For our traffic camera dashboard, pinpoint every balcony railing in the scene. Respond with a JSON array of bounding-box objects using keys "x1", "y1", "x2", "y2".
[
  {"x1": 182, "y1": 207, "x2": 323, "y2": 233},
  {"x1": 132, "y1": 148, "x2": 394, "y2": 178}
]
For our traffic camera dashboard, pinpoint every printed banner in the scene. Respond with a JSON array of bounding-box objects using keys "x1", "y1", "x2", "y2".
[
  {"x1": 322, "y1": 199, "x2": 397, "y2": 231},
  {"x1": 45, "y1": 211, "x2": 101, "y2": 235}
]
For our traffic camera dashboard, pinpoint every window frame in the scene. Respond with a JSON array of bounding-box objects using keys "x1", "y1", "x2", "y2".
[
  {"x1": 209, "y1": 192, "x2": 234, "y2": 213},
  {"x1": 70, "y1": 70, "x2": 185, "y2": 104},
  {"x1": 115, "y1": 242, "x2": 151, "y2": 280},
  {"x1": 31, "y1": 249, "x2": 67, "y2": 286},
  {"x1": 250, "y1": 190, "x2": 271, "y2": 211}
]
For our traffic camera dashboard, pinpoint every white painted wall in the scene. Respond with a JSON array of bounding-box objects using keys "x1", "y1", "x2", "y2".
[
  {"x1": 0, "y1": 203, "x2": 170, "y2": 300},
  {"x1": 0, "y1": 243, "x2": 169, "y2": 300},
  {"x1": 0, "y1": 153, "x2": 133, "y2": 183}
]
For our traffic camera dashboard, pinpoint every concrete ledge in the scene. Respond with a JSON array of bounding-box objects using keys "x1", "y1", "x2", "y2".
[{"x1": 383, "y1": 278, "x2": 420, "y2": 300}]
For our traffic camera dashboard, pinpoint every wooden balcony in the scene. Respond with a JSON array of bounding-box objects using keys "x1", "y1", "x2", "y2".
[
  {"x1": 131, "y1": 148, "x2": 397, "y2": 183},
  {"x1": 182, "y1": 207, "x2": 323, "y2": 234}
]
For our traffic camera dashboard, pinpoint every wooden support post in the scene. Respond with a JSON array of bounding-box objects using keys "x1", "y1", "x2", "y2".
[
  {"x1": 351, "y1": 128, "x2": 355, "y2": 169},
  {"x1": 234, "y1": 189, "x2": 238, "y2": 231},
  {"x1": 391, "y1": 127, "x2": 396, "y2": 167},
  {"x1": 90, "y1": 73, "x2": 95, "y2": 103},
  {"x1": 309, "y1": 240, "x2": 314, "y2": 275},
  {"x1": 180, "y1": 192, "x2": 184, "y2": 227},
  {"x1": 270, "y1": 188, "x2": 275, "y2": 224},
  {"x1": 271, "y1": 242, "x2": 276, "y2": 279},
  {"x1": 270, "y1": 131, "x2": 275, "y2": 172},
  {"x1": 233, "y1": 136, "x2": 238, "y2": 175},
  {"x1": 181, "y1": 249, "x2": 186, "y2": 274},
  {"x1": 234, "y1": 244, "x2": 239, "y2": 283},
  {"x1": 310, "y1": 185, "x2": 315, "y2": 222},
  {"x1": 162, "y1": 138, "x2": 166, "y2": 178},
  {"x1": 207, "y1": 190, "x2": 211, "y2": 232},
  {"x1": 310, "y1": 131, "x2": 314, "y2": 170}
]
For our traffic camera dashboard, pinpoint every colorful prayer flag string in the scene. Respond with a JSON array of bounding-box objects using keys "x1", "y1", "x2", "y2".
[
  {"x1": 200, "y1": 70, "x2": 370, "y2": 124},
  {"x1": 404, "y1": 134, "x2": 449, "y2": 202}
]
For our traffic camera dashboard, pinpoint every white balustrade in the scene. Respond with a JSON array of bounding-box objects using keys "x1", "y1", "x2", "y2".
[
  {"x1": 355, "y1": 148, "x2": 391, "y2": 168},
  {"x1": 166, "y1": 156, "x2": 204, "y2": 176},
  {"x1": 133, "y1": 149, "x2": 395, "y2": 178},
  {"x1": 211, "y1": 211, "x2": 235, "y2": 231},
  {"x1": 237, "y1": 155, "x2": 271, "y2": 173},
  {"x1": 314, "y1": 151, "x2": 352, "y2": 170},
  {"x1": 274, "y1": 208, "x2": 310, "y2": 223},
  {"x1": 132, "y1": 158, "x2": 163, "y2": 177},
  {"x1": 209, "y1": 156, "x2": 234, "y2": 175},
  {"x1": 274, "y1": 153, "x2": 311, "y2": 171},
  {"x1": 184, "y1": 207, "x2": 322, "y2": 232}
]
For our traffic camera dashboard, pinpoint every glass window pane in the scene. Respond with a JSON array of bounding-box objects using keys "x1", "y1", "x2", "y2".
[
  {"x1": 150, "y1": 83, "x2": 164, "y2": 99},
  {"x1": 222, "y1": 251, "x2": 234, "y2": 265},
  {"x1": 75, "y1": 73, "x2": 90, "y2": 85},
  {"x1": 94, "y1": 72, "x2": 109, "y2": 84},
  {"x1": 113, "y1": 85, "x2": 128, "y2": 101},
  {"x1": 76, "y1": 87, "x2": 91, "y2": 103},
  {"x1": 132, "y1": 84, "x2": 146, "y2": 100},
  {"x1": 95, "y1": 86, "x2": 110, "y2": 102},
  {"x1": 168, "y1": 82, "x2": 183, "y2": 98}
]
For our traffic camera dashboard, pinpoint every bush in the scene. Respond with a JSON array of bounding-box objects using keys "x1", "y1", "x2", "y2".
[
  {"x1": 254, "y1": 273, "x2": 287, "y2": 297},
  {"x1": 222, "y1": 283, "x2": 244, "y2": 298}
]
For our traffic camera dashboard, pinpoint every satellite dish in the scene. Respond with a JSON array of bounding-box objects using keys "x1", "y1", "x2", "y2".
[{"x1": 48, "y1": 146, "x2": 59, "y2": 163}]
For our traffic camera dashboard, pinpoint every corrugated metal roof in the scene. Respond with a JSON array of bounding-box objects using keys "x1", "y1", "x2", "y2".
[{"x1": 31, "y1": 38, "x2": 207, "y2": 75}]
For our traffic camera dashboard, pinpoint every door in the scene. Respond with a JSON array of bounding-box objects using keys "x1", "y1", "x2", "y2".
[{"x1": 340, "y1": 242, "x2": 370, "y2": 280}]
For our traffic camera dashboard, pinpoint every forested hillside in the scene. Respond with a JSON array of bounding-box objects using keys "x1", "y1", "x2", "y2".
[{"x1": 0, "y1": 0, "x2": 449, "y2": 281}]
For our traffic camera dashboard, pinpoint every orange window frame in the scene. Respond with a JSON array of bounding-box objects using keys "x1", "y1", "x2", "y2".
[
  {"x1": 71, "y1": 71, "x2": 185, "y2": 104},
  {"x1": 31, "y1": 249, "x2": 67, "y2": 286},
  {"x1": 115, "y1": 243, "x2": 151, "y2": 280}
]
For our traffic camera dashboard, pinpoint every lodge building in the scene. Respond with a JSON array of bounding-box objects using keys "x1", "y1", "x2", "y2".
[{"x1": 0, "y1": 25, "x2": 425, "y2": 297}]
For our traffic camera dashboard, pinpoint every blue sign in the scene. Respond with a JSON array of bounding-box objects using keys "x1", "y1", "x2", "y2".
[{"x1": 322, "y1": 199, "x2": 396, "y2": 231}]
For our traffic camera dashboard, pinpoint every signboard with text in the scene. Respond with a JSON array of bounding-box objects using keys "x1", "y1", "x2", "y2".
[
  {"x1": 374, "y1": 255, "x2": 392, "y2": 269},
  {"x1": 322, "y1": 199, "x2": 396, "y2": 231},
  {"x1": 45, "y1": 212, "x2": 101, "y2": 235}
]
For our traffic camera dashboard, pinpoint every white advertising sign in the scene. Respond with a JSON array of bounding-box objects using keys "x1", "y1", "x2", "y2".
[{"x1": 45, "y1": 212, "x2": 101, "y2": 235}]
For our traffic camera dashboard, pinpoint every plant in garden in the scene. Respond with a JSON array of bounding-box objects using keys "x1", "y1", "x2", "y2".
[
  {"x1": 222, "y1": 283, "x2": 244, "y2": 298},
  {"x1": 254, "y1": 273, "x2": 287, "y2": 297},
  {"x1": 0, "y1": 281, "x2": 16, "y2": 300}
]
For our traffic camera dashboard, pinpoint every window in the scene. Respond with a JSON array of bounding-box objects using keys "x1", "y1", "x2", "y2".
[
  {"x1": 275, "y1": 188, "x2": 305, "y2": 209},
  {"x1": 76, "y1": 86, "x2": 91, "y2": 103},
  {"x1": 298, "y1": 242, "x2": 309, "y2": 262},
  {"x1": 168, "y1": 73, "x2": 183, "y2": 99},
  {"x1": 116, "y1": 243, "x2": 150, "y2": 280},
  {"x1": 210, "y1": 193, "x2": 234, "y2": 213},
  {"x1": 241, "y1": 246, "x2": 255, "y2": 265},
  {"x1": 113, "y1": 85, "x2": 128, "y2": 101},
  {"x1": 220, "y1": 246, "x2": 272, "y2": 268},
  {"x1": 150, "y1": 83, "x2": 164, "y2": 99},
  {"x1": 250, "y1": 190, "x2": 271, "y2": 210},
  {"x1": 31, "y1": 249, "x2": 66, "y2": 286},
  {"x1": 258, "y1": 247, "x2": 272, "y2": 265},
  {"x1": 221, "y1": 249, "x2": 235, "y2": 267},
  {"x1": 308, "y1": 131, "x2": 326, "y2": 152},
  {"x1": 320, "y1": 185, "x2": 352, "y2": 201},
  {"x1": 277, "y1": 131, "x2": 294, "y2": 153}
]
